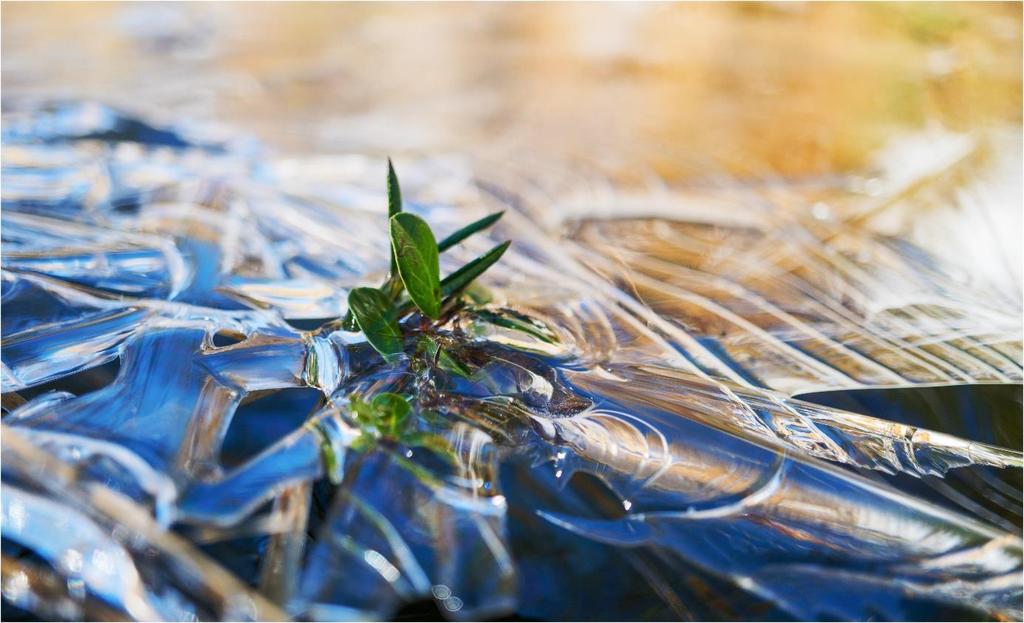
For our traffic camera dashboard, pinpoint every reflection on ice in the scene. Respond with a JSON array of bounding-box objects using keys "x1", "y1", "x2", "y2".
[{"x1": 1, "y1": 102, "x2": 1021, "y2": 621}]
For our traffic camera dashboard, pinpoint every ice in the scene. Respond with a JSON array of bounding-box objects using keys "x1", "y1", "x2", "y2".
[{"x1": 1, "y1": 102, "x2": 1021, "y2": 620}]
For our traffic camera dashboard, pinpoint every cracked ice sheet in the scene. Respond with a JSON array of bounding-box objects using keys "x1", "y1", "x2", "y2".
[{"x1": 1, "y1": 102, "x2": 1021, "y2": 621}]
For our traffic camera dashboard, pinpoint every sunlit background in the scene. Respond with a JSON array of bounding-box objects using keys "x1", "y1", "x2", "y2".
[{"x1": 3, "y1": 1, "x2": 1022, "y2": 289}]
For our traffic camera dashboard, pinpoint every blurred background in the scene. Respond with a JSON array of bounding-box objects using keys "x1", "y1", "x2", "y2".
[
  {"x1": 3, "y1": 2, "x2": 1020, "y2": 175},
  {"x1": 2, "y1": 1, "x2": 1022, "y2": 288}
]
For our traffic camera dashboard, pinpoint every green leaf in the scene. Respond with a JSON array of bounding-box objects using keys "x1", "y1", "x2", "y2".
[
  {"x1": 437, "y1": 211, "x2": 504, "y2": 253},
  {"x1": 347, "y1": 287, "x2": 403, "y2": 358},
  {"x1": 348, "y1": 395, "x2": 378, "y2": 426},
  {"x1": 418, "y1": 335, "x2": 441, "y2": 358},
  {"x1": 437, "y1": 348, "x2": 474, "y2": 378},
  {"x1": 441, "y1": 240, "x2": 511, "y2": 299},
  {"x1": 417, "y1": 336, "x2": 473, "y2": 378},
  {"x1": 371, "y1": 392, "x2": 411, "y2": 436},
  {"x1": 387, "y1": 158, "x2": 402, "y2": 219},
  {"x1": 390, "y1": 213, "x2": 441, "y2": 319},
  {"x1": 387, "y1": 159, "x2": 403, "y2": 277},
  {"x1": 470, "y1": 309, "x2": 559, "y2": 344}
]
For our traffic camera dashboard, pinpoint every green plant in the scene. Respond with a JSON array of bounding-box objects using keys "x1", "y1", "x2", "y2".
[
  {"x1": 348, "y1": 392, "x2": 453, "y2": 460},
  {"x1": 343, "y1": 160, "x2": 509, "y2": 359}
]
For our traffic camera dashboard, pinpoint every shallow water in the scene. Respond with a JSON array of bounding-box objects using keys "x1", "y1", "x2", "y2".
[{"x1": 1, "y1": 100, "x2": 1021, "y2": 621}]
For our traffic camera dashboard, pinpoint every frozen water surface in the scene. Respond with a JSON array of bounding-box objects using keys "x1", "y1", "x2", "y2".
[{"x1": 1, "y1": 101, "x2": 1021, "y2": 621}]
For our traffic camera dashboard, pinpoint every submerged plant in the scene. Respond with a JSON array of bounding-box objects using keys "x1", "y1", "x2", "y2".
[
  {"x1": 347, "y1": 392, "x2": 451, "y2": 460},
  {"x1": 342, "y1": 160, "x2": 509, "y2": 359}
]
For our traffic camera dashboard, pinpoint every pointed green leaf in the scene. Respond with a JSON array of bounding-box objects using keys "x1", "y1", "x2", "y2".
[
  {"x1": 387, "y1": 159, "x2": 402, "y2": 276},
  {"x1": 387, "y1": 158, "x2": 402, "y2": 219},
  {"x1": 390, "y1": 213, "x2": 441, "y2": 319},
  {"x1": 470, "y1": 309, "x2": 559, "y2": 344},
  {"x1": 437, "y1": 211, "x2": 504, "y2": 253},
  {"x1": 437, "y1": 348, "x2": 474, "y2": 378},
  {"x1": 347, "y1": 287, "x2": 403, "y2": 358},
  {"x1": 441, "y1": 240, "x2": 511, "y2": 299}
]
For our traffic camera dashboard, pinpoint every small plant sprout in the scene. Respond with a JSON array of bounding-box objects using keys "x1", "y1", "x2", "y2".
[{"x1": 343, "y1": 159, "x2": 509, "y2": 359}]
